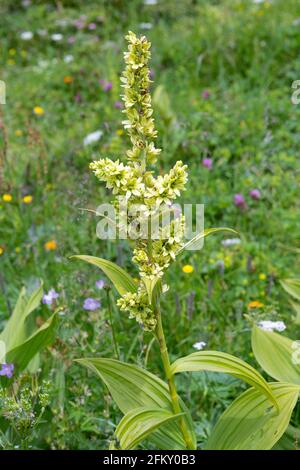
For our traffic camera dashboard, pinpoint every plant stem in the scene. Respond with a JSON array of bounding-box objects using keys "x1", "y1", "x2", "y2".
[
  {"x1": 106, "y1": 289, "x2": 120, "y2": 360},
  {"x1": 155, "y1": 309, "x2": 195, "y2": 450}
]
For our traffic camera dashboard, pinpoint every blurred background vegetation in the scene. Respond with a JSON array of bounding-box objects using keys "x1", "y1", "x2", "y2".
[{"x1": 0, "y1": 0, "x2": 299, "y2": 449}]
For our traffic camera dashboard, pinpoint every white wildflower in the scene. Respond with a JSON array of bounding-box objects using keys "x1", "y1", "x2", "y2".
[
  {"x1": 193, "y1": 341, "x2": 207, "y2": 350},
  {"x1": 83, "y1": 130, "x2": 103, "y2": 146},
  {"x1": 221, "y1": 238, "x2": 241, "y2": 247},
  {"x1": 64, "y1": 54, "x2": 74, "y2": 63},
  {"x1": 139, "y1": 23, "x2": 153, "y2": 30},
  {"x1": 258, "y1": 320, "x2": 286, "y2": 332},
  {"x1": 51, "y1": 33, "x2": 63, "y2": 41},
  {"x1": 20, "y1": 31, "x2": 33, "y2": 40}
]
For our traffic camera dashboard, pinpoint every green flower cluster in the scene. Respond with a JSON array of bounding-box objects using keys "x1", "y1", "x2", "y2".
[
  {"x1": 117, "y1": 290, "x2": 157, "y2": 331},
  {"x1": 132, "y1": 216, "x2": 186, "y2": 280},
  {"x1": 0, "y1": 381, "x2": 51, "y2": 440},
  {"x1": 121, "y1": 30, "x2": 160, "y2": 166},
  {"x1": 90, "y1": 32, "x2": 188, "y2": 331}
]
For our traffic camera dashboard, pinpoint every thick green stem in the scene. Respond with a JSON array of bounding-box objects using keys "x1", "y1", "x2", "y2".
[
  {"x1": 106, "y1": 289, "x2": 120, "y2": 360},
  {"x1": 155, "y1": 310, "x2": 194, "y2": 450}
]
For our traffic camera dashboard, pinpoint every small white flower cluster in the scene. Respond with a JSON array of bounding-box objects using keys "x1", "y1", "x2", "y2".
[
  {"x1": 90, "y1": 32, "x2": 188, "y2": 330},
  {"x1": 83, "y1": 130, "x2": 103, "y2": 146},
  {"x1": 258, "y1": 320, "x2": 286, "y2": 332},
  {"x1": 221, "y1": 238, "x2": 241, "y2": 247},
  {"x1": 193, "y1": 341, "x2": 206, "y2": 350}
]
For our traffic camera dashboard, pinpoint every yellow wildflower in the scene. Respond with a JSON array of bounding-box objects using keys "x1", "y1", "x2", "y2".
[
  {"x1": 248, "y1": 300, "x2": 264, "y2": 309},
  {"x1": 15, "y1": 247, "x2": 21, "y2": 253},
  {"x1": 22, "y1": 195, "x2": 33, "y2": 204},
  {"x1": 259, "y1": 273, "x2": 266, "y2": 281},
  {"x1": 63, "y1": 76, "x2": 73, "y2": 84},
  {"x1": 15, "y1": 129, "x2": 23, "y2": 137},
  {"x1": 0, "y1": 247, "x2": 4, "y2": 256},
  {"x1": 2, "y1": 194, "x2": 12, "y2": 202},
  {"x1": 33, "y1": 106, "x2": 44, "y2": 116},
  {"x1": 116, "y1": 129, "x2": 124, "y2": 136},
  {"x1": 182, "y1": 264, "x2": 194, "y2": 274},
  {"x1": 44, "y1": 240, "x2": 57, "y2": 251},
  {"x1": 224, "y1": 255, "x2": 232, "y2": 268}
]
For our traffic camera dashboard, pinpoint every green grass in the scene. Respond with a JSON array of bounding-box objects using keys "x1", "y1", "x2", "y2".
[{"x1": 0, "y1": 0, "x2": 300, "y2": 449}]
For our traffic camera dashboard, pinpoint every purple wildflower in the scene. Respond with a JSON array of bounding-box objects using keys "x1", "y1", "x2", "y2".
[
  {"x1": 202, "y1": 158, "x2": 213, "y2": 170},
  {"x1": 149, "y1": 69, "x2": 155, "y2": 80},
  {"x1": 202, "y1": 90, "x2": 210, "y2": 99},
  {"x1": 67, "y1": 36, "x2": 76, "y2": 44},
  {"x1": 88, "y1": 22, "x2": 97, "y2": 30},
  {"x1": 114, "y1": 101, "x2": 122, "y2": 109},
  {"x1": 83, "y1": 298, "x2": 101, "y2": 311},
  {"x1": 0, "y1": 363, "x2": 14, "y2": 378},
  {"x1": 74, "y1": 19, "x2": 85, "y2": 30},
  {"x1": 95, "y1": 279, "x2": 105, "y2": 289},
  {"x1": 249, "y1": 189, "x2": 261, "y2": 200},
  {"x1": 99, "y1": 79, "x2": 112, "y2": 92},
  {"x1": 234, "y1": 193, "x2": 247, "y2": 210},
  {"x1": 43, "y1": 289, "x2": 59, "y2": 306}
]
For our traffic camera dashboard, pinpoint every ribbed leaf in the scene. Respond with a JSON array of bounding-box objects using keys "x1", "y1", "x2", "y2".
[
  {"x1": 252, "y1": 325, "x2": 300, "y2": 384},
  {"x1": 71, "y1": 255, "x2": 137, "y2": 295},
  {"x1": 178, "y1": 228, "x2": 238, "y2": 253},
  {"x1": 206, "y1": 383, "x2": 300, "y2": 450},
  {"x1": 6, "y1": 313, "x2": 58, "y2": 372},
  {"x1": 171, "y1": 350, "x2": 278, "y2": 409},
  {"x1": 290, "y1": 299, "x2": 300, "y2": 325},
  {"x1": 0, "y1": 283, "x2": 43, "y2": 351},
  {"x1": 281, "y1": 278, "x2": 300, "y2": 301},
  {"x1": 76, "y1": 357, "x2": 196, "y2": 450},
  {"x1": 274, "y1": 424, "x2": 300, "y2": 450},
  {"x1": 115, "y1": 407, "x2": 183, "y2": 449}
]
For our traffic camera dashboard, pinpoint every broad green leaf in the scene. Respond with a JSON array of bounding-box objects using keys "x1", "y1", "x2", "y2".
[
  {"x1": 76, "y1": 357, "x2": 196, "y2": 450},
  {"x1": 71, "y1": 255, "x2": 137, "y2": 295},
  {"x1": 177, "y1": 228, "x2": 238, "y2": 253},
  {"x1": 0, "y1": 283, "x2": 43, "y2": 351},
  {"x1": 281, "y1": 278, "x2": 300, "y2": 301},
  {"x1": 27, "y1": 354, "x2": 41, "y2": 374},
  {"x1": 115, "y1": 407, "x2": 183, "y2": 449},
  {"x1": 6, "y1": 313, "x2": 58, "y2": 373},
  {"x1": 274, "y1": 424, "x2": 300, "y2": 450},
  {"x1": 206, "y1": 383, "x2": 300, "y2": 450},
  {"x1": 171, "y1": 350, "x2": 278, "y2": 409},
  {"x1": 252, "y1": 325, "x2": 300, "y2": 384},
  {"x1": 290, "y1": 299, "x2": 300, "y2": 325}
]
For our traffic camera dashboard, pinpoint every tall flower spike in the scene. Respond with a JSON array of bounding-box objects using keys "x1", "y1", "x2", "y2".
[
  {"x1": 121, "y1": 31, "x2": 161, "y2": 166},
  {"x1": 90, "y1": 32, "x2": 188, "y2": 331}
]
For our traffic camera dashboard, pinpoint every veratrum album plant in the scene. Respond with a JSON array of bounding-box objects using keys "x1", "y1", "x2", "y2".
[{"x1": 72, "y1": 32, "x2": 300, "y2": 450}]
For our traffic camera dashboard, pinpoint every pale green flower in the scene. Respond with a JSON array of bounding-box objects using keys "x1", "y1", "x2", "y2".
[{"x1": 90, "y1": 32, "x2": 188, "y2": 330}]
